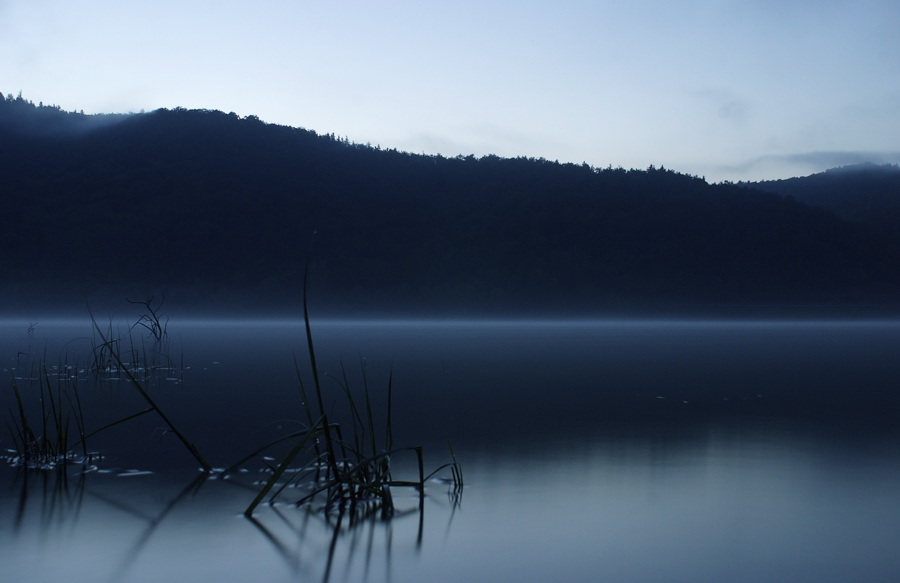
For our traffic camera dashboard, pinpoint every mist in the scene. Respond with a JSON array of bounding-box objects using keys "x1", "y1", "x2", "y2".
[{"x1": 0, "y1": 93, "x2": 133, "y2": 138}]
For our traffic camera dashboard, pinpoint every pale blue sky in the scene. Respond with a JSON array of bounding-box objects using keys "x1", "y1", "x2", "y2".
[{"x1": 2, "y1": 0, "x2": 898, "y2": 181}]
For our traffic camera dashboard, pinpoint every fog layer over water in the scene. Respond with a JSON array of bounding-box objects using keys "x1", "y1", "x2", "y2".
[{"x1": 2, "y1": 317, "x2": 900, "y2": 582}]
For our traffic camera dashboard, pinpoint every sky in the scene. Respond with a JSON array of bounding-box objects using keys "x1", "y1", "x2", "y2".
[{"x1": 2, "y1": 0, "x2": 899, "y2": 182}]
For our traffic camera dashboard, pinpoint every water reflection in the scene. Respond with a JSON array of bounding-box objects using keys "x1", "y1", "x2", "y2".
[
  {"x1": 244, "y1": 483, "x2": 462, "y2": 583},
  {"x1": 2, "y1": 463, "x2": 209, "y2": 581},
  {"x1": 3, "y1": 421, "x2": 900, "y2": 582},
  {"x1": 7, "y1": 463, "x2": 89, "y2": 535},
  {"x1": 98, "y1": 473, "x2": 209, "y2": 582},
  {"x1": 4, "y1": 318, "x2": 900, "y2": 582},
  {"x1": 1, "y1": 459, "x2": 463, "y2": 583}
]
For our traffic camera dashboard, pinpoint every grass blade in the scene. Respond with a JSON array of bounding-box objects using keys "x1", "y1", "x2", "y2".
[
  {"x1": 245, "y1": 429, "x2": 320, "y2": 516},
  {"x1": 89, "y1": 311, "x2": 212, "y2": 472}
]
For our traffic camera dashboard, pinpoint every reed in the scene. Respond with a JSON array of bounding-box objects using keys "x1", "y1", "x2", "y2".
[
  {"x1": 4, "y1": 361, "x2": 97, "y2": 470},
  {"x1": 89, "y1": 312, "x2": 212, "y2": 472},
  {"x1": 235, "y1": 257, "x2": 463, "y2": 518},
  {"x1": 127, "y1": 295, "x2": 169, "y2": 346},
  {"x1": 4, "y1": 285, "x2": 461, "y2": 524},
  {"x1": 4, "y1": 310, "x2": 204, "y2": 472}
]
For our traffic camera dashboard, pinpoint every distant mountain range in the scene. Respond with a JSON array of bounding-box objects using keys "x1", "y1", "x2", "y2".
[{"x1": 2, "y1": 93, "x2": 900, "y2": 315}]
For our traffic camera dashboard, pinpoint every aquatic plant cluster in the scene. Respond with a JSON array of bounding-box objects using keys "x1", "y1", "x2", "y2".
[
  {"x1": 3, "y1": 312, "x2": 180, "y2": 471},
  {"x1": 2, "y1": 295, "x2": 462, "y2": 520}
]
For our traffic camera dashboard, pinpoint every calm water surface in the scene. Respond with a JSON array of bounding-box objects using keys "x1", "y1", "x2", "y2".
[{"x1": 2, "y1": 318, "x2": 900, "y2": 582}]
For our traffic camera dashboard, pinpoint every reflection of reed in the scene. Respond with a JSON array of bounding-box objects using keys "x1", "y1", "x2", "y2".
[
  {"x1": 7, "y1": 463, "x2": 89, "y2": 535},
  {"x1": 4, "y1": 462, "x2": 210, "y2": 583},
  {"x1": 247, "y1": 502, "x2": 404, "y2": 583},
  {"x1": 244, "y1": 481, "x2": 463, "y2": 583},
  {"x1": 442, "y1": 485, "x2": 463, "y2": 542},
  {"x1": 96, "y1": 473, "x2": 208, "y2": 583}
]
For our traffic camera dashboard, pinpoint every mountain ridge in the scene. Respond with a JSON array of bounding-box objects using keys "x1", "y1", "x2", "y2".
[{"x1": 2, "y1": 94, "x2": 899, "y2": 315}]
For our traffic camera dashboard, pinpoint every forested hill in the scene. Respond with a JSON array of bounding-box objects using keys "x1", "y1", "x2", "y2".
[
  {"x1": 2, "y1": 94, "x2": 899, "y2": 314},
  {"x1": 744, "y1": 164, "x2": 900, "y2": 242}
]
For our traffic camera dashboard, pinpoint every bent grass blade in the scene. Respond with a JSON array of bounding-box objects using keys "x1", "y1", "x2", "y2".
[{"x1": 89, "y1": 312, "x2": 212, "y2": 473}]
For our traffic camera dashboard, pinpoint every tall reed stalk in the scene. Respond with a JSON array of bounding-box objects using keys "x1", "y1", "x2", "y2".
[{"x1": 236, "y1": 253, "x2": 463, "y2": 517}]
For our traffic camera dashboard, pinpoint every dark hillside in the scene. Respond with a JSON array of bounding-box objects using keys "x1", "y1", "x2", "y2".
[
  {"x1": 2, "y1": 95, "x2": 899, "y2": 314},
  {"x1": 744, "y1": 163, "x2": 900, "y2": 243}
]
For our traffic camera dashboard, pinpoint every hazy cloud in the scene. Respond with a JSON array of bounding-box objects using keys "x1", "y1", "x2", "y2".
[
  {"x1": 398, "y1": 132, "x2": 474, "y2": 157},
  {"x1": 0, "y1": 101, "x2": 133, "y2": 138},
  {"x1": 713, "y1": 150, "x2": 900, "y2": 181},
  {"x1": 693, "y1": 88, "x2": 751, "y2": 125},
  {"x1": 399, "y1": 124, "x2": 566, "y2": 160}
]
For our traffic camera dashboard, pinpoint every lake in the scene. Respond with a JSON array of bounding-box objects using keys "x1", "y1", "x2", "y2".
[{"x1": 2, "y1": 317, "x2": 900, "y2": 582}]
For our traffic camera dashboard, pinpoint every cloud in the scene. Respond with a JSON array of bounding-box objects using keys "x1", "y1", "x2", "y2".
[
  {"x1": 396, "y1": 132, "x2": 474, "y2": 157},
  {"x1": 692, "y1": 88, "x2": 751, "y2": 125},
  {"x1": 397, "y1": 124, "x2": 567, "y2": 160},
  {"x1": 0, "y1": 98, "x2": 134, "y2": 138},
  {"x1": 712, "y1": 150, "x2": 900, "y2": 181}
]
